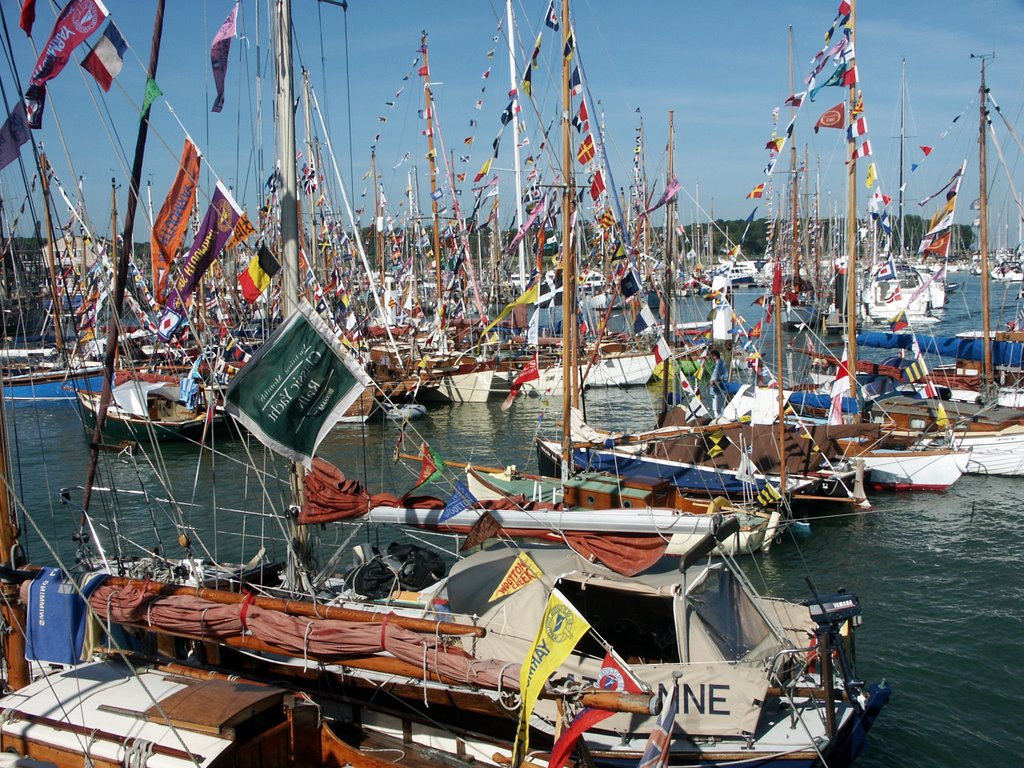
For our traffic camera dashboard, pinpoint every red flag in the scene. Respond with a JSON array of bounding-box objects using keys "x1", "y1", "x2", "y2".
[
  {"x1": 772, "y1": 259, "x2": 782, "y2": 296},
  {"x1": 548, "y1": 651, "x2": 643, "y2": 768},
  {"x1": 590, "y1": 170, "x2": 606, "y2": 201},
  {"x1": 19, "y1": 0, "x2": 35, "y2": 35},
  {"x1": 746, "y1": 182, "x2": 765, "y2": 199},
  {"x1": 814, "y1": 102, "x2": 845, "y2": 133},
  {"x1": 31, "y1": 0, "x2": 109, "y2": 87},
  {"x1": 501, "y1": 355, "x2": 540, "y2": 411},
  {"x1": 920, "y1": 145, "x2": 933, "y2": 156}
]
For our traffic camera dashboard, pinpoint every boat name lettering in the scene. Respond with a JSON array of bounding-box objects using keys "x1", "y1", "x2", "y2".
[
  {"x1": 528, "y1": 639, "x2": 550, "y2": 676},
  {"x1": 36, "y1": 577, "x2": 49, "y2": 626},
  {"x1": 682, "y1": 683, "x2": 731, "y2": 716}
]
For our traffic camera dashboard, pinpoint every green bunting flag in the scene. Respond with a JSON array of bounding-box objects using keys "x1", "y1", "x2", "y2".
[
  {"x1": 141, "y1": 76, "x2": 162, "y2": 119},
  {"x1": 224, "y1": 300, "x2": 373, "y2": 466}
]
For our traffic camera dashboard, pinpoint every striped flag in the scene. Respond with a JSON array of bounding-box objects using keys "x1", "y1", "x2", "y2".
[{"x1": 637, "y1": 683, "x2": 677, "y2": 768}]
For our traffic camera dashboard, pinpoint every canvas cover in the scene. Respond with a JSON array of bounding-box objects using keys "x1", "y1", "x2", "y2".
[{"x1": 111, "y1": 380, "x2": 179, "y2": 417}]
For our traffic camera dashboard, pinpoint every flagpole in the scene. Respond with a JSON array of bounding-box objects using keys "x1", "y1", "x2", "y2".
[
  {"x1": 81, "y1": 0, "x2": 166, "y2": 515},
  {"x1": 845, "y1": 0, "x2": 859, "y2": 418}
]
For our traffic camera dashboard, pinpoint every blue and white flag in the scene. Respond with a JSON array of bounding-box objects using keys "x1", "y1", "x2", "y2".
[
  {"x1": 875, "y1": 256, "x2": 896, "y2": 281},
  {"x1": 633, "y1": 303, "x2": 659, "y2": 334},
  {"x1": 440, "y1": 480, "x2": 478, "y2": 523}
]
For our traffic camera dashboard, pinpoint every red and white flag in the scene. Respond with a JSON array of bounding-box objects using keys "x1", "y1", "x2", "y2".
[
  {"x1": 548, "y1": 650, "x2": 644, "y2": 768},
  {"x1": 829, "y1": 345, "x2": 851, "y2": 426},
  {"x1": 653, "y1": 336, "x2": 672, "y2": 365}
]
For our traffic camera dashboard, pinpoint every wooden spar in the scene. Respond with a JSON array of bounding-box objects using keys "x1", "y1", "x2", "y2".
[
  {"x1": 0, "y1": 707, "x2": 202, "y2": 763},
  {"x1": 81, "y1": 0, "x2": 166, "y2": 516},
  {"x1": 95, "y1": 643, "x2": 657, "y2": 716},
  {"x1": 101, "y1": 575, "x2": 486, "y2": 637},
  {"x1": 845, "y1": 0, "x2": 859, "y2": 417},
  {"x1": 978, "y1": 55, "x2": 993, "y2": 399},
  {"x1": 660, "y1": 110, "x2": 675, "y2": 423},
  {"x1": 777, "y1": 26, "x2": 796, "y2": 495},
  {"x1": 559, "y1": 0, "x2": 578, "y2": 484},
  {"x1": 0, "y1": 366, "x2": 28, "y2": 690}
]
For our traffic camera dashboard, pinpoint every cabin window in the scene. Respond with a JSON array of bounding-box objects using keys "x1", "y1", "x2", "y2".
[
  {"x1": 622, "y1": 500, "x2": 632, "y2": 508},
  {"x1": 586, "y1": 495, "x2": 596, "y2": 505},
  {"x1": 910, "y1": 418, "x2": 926, "y2": 430},
  {"x1": 557, "y1": 580, "x2": 679, "y2": 664},
  {"x1": 686, "y1": 568, "x2": 773, "y2": 661}
]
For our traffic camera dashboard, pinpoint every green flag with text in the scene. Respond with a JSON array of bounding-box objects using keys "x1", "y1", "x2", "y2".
[{"x1": 224, "y1": 300, "x2": 372, "y2": 466}]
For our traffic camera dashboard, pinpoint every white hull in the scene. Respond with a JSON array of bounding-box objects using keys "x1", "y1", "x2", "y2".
[
  {"x1": 952, "y1": 429, "x2": 1024, "y2": 476},
  {"x1": 861, "y1": 448, "x2": 970, "y2": 490},
  {"x1": 420, "y1": 367, "x2": 496, "y2": 404},
  {"x1": 513, "y1": 353, "x2": 655, "y2": 394}
]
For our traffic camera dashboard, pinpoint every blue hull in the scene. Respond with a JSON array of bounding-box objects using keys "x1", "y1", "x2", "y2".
[{"x1": 3, "y1": 372, "x2": 105, "y2": 402}]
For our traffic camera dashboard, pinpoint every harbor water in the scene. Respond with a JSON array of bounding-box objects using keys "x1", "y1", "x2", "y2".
[{"x1": 6, "y1": 272, "x2": 1023, "y2": 766}]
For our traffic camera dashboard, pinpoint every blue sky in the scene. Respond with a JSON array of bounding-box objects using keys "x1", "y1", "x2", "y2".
[{"x1": 3, "y1": 0, "x2": 1024, "y2": 243}]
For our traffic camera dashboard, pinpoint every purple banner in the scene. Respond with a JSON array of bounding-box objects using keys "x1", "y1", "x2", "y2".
[{"x1": 158, "y1": 182, "x2": 241, "y2": 340}]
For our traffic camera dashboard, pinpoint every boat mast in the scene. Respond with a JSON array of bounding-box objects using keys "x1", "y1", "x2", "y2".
[
  {"x1": 559, "y1": 0, "x2": 578, "y2": 483},
  {"x1": 506, "y1": 0, "x2": 526, "y2": 290},
  {"x1": 845, "y1": 1, "x2": 859, "y2": 415},
  {"x1": 81, "y1": 0, "x2": 167, "y2": 514},
  {"x1": 421, "y1": 32, "x2": 444, "y2": 328},
  {"x1": 898, "y1": 57, "x2": 906, "y2": 258},
  {"x1": 37, "y1": 154, "x2": 65, "y2": 354},
  {"x1": 0, "y1": 381, "x2": 29, "y2": 690},
  {"x1": 660, "y1": 110, "x2": 675, "y2": 422},
  {"x1": 976, "y1": 53, "x2": 993, "y2": 397},
  {"x1": 788, "y1": 27, "x2": 800, "y2": 290},
  {"x1": 275, "y1": 0, "x2": 311, "y2": 580},
  {"x1": 778, "y1": 26, "x2": 798, "y2": 493}
]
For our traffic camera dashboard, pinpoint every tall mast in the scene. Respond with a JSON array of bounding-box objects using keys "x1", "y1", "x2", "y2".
[
  {"x1": 559, "y1": 0, "x2": 577, "y2": 483},
  {"x1": 275, "y1": 0, "x2": 310, "y2": 581},
  {"x1": 977, "y1": 54, "x2": 993, "y2": 396},
  {"x1": 661, "y1": 110, "x2": 675, "y2": 422},
  {"x1": 82, "y1": 0, "x2": 167, "y2": 514},
  {"x1": 788, "y1": 26, "x2": 800, "y2": 288},
  {"x1": 778, "y1": 25, "x2": 798, "y2": 493},
  {"x1": 898, "y1": 57, "x2": 906, "y2": 257},
  {"x1": 845, "y1": 0, "x2": 859, "y2": 416},
  {"x1": 301, "y1": 69, "x2": 319, "y2": 276},
  {"x1": 37, "y1": 154, "x2": 64, "y2": 353},
  {"x1": 506, "y1": 0, "x2": 526, "y2": 289},
  {"x1": 421, "y1": 32, "x2": 443, "y2": 324},
  {"x1": 371, "y1": 150, "x2": 384, "y2": 287}
]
